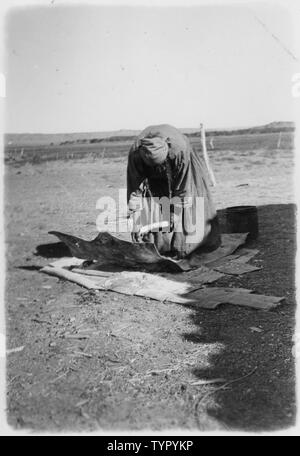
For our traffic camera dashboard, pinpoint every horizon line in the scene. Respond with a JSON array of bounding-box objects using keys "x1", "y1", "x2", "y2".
[{"x1": 4, "y1": 120, "x2": 295, "y2": 136}]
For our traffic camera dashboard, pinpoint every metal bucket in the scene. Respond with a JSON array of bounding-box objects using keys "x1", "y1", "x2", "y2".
[{"x1": 225, "y1": 205, "x2": 259, "y2": 240}]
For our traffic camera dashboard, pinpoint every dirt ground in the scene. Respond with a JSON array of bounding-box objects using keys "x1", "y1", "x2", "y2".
[{"x1": 5, "y1": 144, "x2": 296, "y2": 432}]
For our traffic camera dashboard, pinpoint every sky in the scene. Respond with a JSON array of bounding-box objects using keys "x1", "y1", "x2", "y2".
[{"x1": 4, "y1": 2, "x2": 298, "y2": 133}]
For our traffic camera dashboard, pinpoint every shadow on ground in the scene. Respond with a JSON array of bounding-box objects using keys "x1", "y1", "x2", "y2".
[
  {"x1": 8, "y1": 203, "x2": 296, "y2": 432},
  {"x1": 181, "y1": 204, "x2": 296, "y2": 431}
]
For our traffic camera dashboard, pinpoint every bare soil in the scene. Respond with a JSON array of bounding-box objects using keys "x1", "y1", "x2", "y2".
[{"x1": 5, "y1": 142, "x2": 296, "y2": 432}]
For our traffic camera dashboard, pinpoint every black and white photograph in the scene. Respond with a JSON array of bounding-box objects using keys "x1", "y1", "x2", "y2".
[{"x1": 1, "y1": 0, "x2": 299, "y2": 435}]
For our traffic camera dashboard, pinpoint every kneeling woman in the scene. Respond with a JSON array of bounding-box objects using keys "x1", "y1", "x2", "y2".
[{"x1": 127, "y1": 124, "x2": 221, "y2": 259}]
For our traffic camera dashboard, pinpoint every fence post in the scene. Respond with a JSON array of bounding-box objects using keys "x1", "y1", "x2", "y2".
[
  {"x1": 277, "y1": 131, "x2": 282, "y2": 149},
  {"x1": 200, "y1": 123, "x2": 216, "y2": 187}
]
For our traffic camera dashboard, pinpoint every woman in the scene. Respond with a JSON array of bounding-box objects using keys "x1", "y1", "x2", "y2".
[{"x1": 127, "y1": 124, "x2": 220, "y2": 259}]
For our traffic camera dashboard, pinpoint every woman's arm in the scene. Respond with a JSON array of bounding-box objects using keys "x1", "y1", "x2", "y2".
[{"x1": 127, "y1": 147, "x2": 145, "y2": 205}]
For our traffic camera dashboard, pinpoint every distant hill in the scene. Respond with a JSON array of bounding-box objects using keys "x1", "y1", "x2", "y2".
[
  {"x1": 4, "y1": 128, "x2": 201, "y2": 147},
  {"x1": 5, "y1": 131, "x2": 136, "y2": 148},
  {"x1": 189, "y1": 122, "x2": 295, "y2": 138},
  {"x1": 257, "y1": 121, "x2": 294, "y2": 130},
  {"x1": 5, "y1": 121, "x2": 295, "y2": 148}
]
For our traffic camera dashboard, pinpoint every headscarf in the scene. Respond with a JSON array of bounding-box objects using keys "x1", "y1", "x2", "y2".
[{"x1": 138, "y1": 136, "x2": 169, "y2": 167}]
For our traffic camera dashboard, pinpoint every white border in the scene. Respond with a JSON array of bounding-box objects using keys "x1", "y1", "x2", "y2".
[{"x1": 0, "y1": 0, "x2": 299, "y2": 436}]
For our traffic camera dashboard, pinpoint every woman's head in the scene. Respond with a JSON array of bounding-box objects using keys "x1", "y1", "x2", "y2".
[{"x1": 139, "y1": 136, "x2": 169, "y2": 167}]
